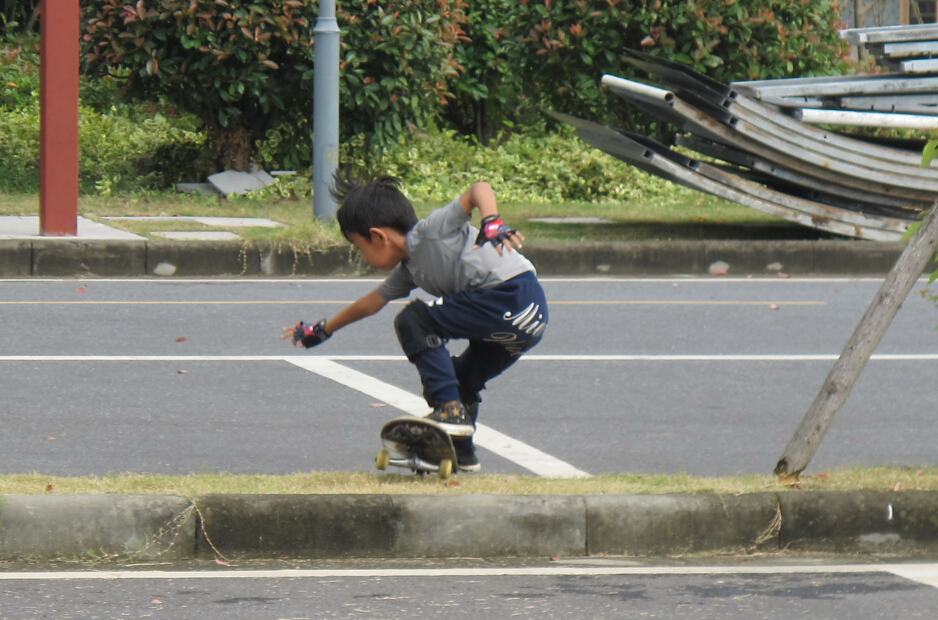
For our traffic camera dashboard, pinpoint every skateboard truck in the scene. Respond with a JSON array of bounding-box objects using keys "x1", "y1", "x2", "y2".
[{"x1": 375, "y1": 449, "x2": 454, "y2": 479}]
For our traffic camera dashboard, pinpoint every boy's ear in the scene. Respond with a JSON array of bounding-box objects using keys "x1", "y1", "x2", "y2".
[{"x1": 369, "y1": 227, "x2": 388, "y2": 244}]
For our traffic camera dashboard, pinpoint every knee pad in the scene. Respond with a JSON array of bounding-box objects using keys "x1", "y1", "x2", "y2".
[{"x1": 394, "y1": 300, "x2": 446, "y2": 358}]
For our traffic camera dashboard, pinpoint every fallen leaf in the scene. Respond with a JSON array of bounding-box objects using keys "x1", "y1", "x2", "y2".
[
  {"x1": 214, "y1": 558, "x2": 232, "y2": 566},
  {"x1": 817, "y1": 472, "x2": 830, "y2": 482},
  {"x1": 150, "y1": 599, "x2": 163, "y2": 605},
  {"x1": 175, "y1": 337, "x2": 187, "y2": 342},
  {"x1": 446, "y1": 480, "x2": 461, "y2": 487},
  {"x1": 47, "y1": 437, "x2": 56, "y2": 441},
  {"x1": 370, "y1": 403, "x2": 387, "y2": 408},
  {"x1": 777, "y1": 272, "x2": 790, "y2": 279},
  {"x1": 45, "y1": 484, "x2": 54, "y2": 492},
  {"x1": 177, "y1": 370, "x2": 188, "y2": 374},
  {"x1": 769, "y1": 304, "x2": 779, "y2": 310},
  {"x1": 550, "y1": 555, "x2": 561, "y2": 561},
  {"x1": 75, "y1": 287, "x2": 87, "y2": 293},
  {"x1": 894, "y1": 481, "x2": 902, "y2": 491}
]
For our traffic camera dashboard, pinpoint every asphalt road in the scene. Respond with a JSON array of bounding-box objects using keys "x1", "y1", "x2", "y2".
[
  {"x1": 2, "y1": 560, "x2": 938, "y2": 619},
  {"x1": 2, "y1": 275, "x2": 938, "y2": 477}
]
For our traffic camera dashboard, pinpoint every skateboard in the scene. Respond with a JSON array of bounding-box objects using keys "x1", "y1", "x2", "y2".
[{"x1": 375, "y1": 417, "x2": 457, "y2": 479}]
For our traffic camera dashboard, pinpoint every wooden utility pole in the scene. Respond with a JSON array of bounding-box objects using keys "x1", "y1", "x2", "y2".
[{"x1": 775, "y1": 198, "x2": 938, "y2": 479}]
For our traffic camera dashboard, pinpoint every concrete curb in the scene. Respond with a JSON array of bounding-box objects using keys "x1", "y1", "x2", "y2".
[
  {"x1": 0, "y1": 495, "x2": 194, "y2": 561},
  {"x1": 2, "y1": 239, "x2": 936, "y2": 277},
  {"x1": 3, "y1": 492, "x2": 938, "y2": 561}
]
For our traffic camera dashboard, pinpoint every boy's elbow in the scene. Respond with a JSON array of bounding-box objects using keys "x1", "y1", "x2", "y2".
[{"x1": 472, "y1": 181, "x2": 493, "y2": 196}]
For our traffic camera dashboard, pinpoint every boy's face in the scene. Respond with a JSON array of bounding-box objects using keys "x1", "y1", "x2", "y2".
[{"x1": 348, "y1": 230, "x2": 404, "y2": 271}]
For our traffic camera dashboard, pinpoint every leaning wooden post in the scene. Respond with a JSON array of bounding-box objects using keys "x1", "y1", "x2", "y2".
[{"x1": 774, "y1": 198, "x2": 938, "y2": 479}]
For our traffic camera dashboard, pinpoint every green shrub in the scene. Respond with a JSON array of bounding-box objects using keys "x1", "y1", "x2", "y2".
[
  {"x1": 0, "y1": 102, "x2": 39, "y2": 191},
  {"x1": 383, "y1": 125, "x2": 674, "y2": 203},
  {"x1": 243, "y1": 125, "x2": 676, "y2": 204},
  {"x1": 337, "y1": 0, "x2": 467, "y2": 152},
  {"x1": 81, "y1": 0, "x2": 468, "y2": 170},
  {"x1": 0, "y1": 33, "x2": 38, "y2": 111},
  {"x1": 4, "y1": 0, "x2": 851, "y2": 193},
  {"x1": 446, "y1": 0, "x2": 851, "y2": 139},
  {"x1": 0, "y1": 101, "x2": 206, "y2": 193}
]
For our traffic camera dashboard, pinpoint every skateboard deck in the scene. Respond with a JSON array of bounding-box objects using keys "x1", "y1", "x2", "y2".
[{"x1": 375, "y1": 417, "x2": 457, "y2": 479}]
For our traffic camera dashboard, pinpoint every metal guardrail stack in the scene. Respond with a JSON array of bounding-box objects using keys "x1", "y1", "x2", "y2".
[
  {"x1": 552, "y1": 35, "x2": 938, "y2": 241},
  {"x1": 733, "y1": 24, "x2": 938, "y2": 129}
]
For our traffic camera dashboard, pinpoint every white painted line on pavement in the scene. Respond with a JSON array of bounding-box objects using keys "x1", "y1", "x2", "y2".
[
  {"x1": 285, "y1": 356, "x2": 432, "y2": 417},
  {"x1": 888, "y1": 564, "x2": 938, "y2": 589},
  {"x1": 0, "y1": 276, "x2": 894, "y2": 283},
  {"x1": 284, "y1": 357, "x2": 590, "y2": 479},
  {"x1": 0, "y1": 563, "x2": 936, "y2": 581},
  {"x1": 3, "y1": 354, "x2": 938, "y2": 362}
]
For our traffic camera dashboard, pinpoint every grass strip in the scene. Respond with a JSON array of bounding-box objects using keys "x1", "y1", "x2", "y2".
[
  {"x1": 3, "y1": 467, "x2": 937, "y2": 496},
  {"x1": 0, "y1": 190, "x2": 817, "y2": 245}
]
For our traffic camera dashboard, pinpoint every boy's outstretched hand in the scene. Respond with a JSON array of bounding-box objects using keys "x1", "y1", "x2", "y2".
[
  {"x1": 283, "y1": 319, "x2": 331, "y2": 348},
  {"x1": 475, "y1": 214, "x2": 524, "y2": 254}
]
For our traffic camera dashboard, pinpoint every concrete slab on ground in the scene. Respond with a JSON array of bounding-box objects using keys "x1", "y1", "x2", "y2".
[
  {"x1": 0, "y1": 216, "x2": 144, "y2": 240},
  {"x1": 103, "y1": 216, "x2": 285, "y2": 228},
  {"x1": 529, "y1": 217, "x2": 615, "y2": 224},
  {"x1": 208, "y1": 169, "x2": 277, "y2": 196},
  {"x1": 151, "y1": 231, "x2": 242, "y2": 241}
]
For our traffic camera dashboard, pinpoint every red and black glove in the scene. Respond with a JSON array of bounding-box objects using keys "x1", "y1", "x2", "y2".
[
  {"x1": 475, "y1": 214, "x2": 517, "y2": 249},
  {"x1": 292, "y1": 319, "x2": 331, "y2": 348}
]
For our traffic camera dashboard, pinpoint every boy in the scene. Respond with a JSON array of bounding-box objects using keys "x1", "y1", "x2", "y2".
[{"x1": 284, "y1": 175, "x2": 548, "y2": 472}]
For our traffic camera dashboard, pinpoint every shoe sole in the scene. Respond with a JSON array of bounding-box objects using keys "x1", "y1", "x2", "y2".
[
  {"x1": 457, "y1": 462, "x2": 481, "y2": 473},
  {"x1": 434, "y1": 422, "x2": 475, "y2": 437}
]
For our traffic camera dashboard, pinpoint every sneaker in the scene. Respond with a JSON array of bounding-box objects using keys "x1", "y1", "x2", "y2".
[
  {"x1": 426, "y1": 401, "x2": 475, "y2": 437},
  {"x1": 453, "y1": 439, "x2": 481, "y2": 472}
]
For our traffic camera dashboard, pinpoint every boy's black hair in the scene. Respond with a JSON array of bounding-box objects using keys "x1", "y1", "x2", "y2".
[{"x1": 331, "y1": 172, "x2": 418, "y2": 241}]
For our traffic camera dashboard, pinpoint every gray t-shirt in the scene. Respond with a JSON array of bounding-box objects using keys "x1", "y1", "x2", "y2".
[{"x1": 377, "y1": 197, "x2": 536, "y2": 301}]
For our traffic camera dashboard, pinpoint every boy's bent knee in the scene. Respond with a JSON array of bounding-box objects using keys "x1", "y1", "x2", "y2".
[{"x1": 394, "y1": 300, "x2": 446, "y2": 358}]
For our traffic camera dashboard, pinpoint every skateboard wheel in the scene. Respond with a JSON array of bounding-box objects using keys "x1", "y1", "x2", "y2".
[
  {"x1": 438, "y1": 459, "x2": 453, "y2": 480},
  {"x1": 375, "y1": 450, "x2": 390, "y2": 471}
]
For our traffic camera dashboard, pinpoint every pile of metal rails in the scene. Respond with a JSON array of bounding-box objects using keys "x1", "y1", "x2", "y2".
[
  {"x1": 550, "y1": 47, "x2": 938, "y2": 241},
  {"x1": 845, "y1": 22, "x2": 938, "y2": 75},
  {"x1": 733, "y1": 24, "x2": 938, "y2": 129}
]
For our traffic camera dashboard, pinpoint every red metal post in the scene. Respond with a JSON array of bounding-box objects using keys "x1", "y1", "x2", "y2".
[{"x1": 39, "y1": 0, "x2": 79, "y2": 236}]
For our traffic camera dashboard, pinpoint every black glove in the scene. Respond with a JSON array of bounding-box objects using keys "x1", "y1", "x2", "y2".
[
  {"x1": 474, "y1": 214, "x2": 517, "y2": 249},
  {"x1": 293, "y1": 319, "x2": 331, "y2": 348}
]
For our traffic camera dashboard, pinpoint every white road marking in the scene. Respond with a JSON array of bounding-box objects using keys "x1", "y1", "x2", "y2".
[
  {"x1": 0, "y1": 563, "x2": 935, "y2": 581},
  {"x1": 284, "y1": 357, "x2": 590, "y2": 479},
  {"x1": 889, "y1": 564, "x2": 938, "y2": 589},
  {"x1": 0, "y1": 276, "x2": 895, "y2": 284},
  {"x1": 2, "y1": 354, "x2": 938, "y2": 362}
]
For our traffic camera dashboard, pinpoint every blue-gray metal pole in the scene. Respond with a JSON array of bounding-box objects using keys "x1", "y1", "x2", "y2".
[{"x1": 313, "y1": 0, "x2": 340, "y2": 220}]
